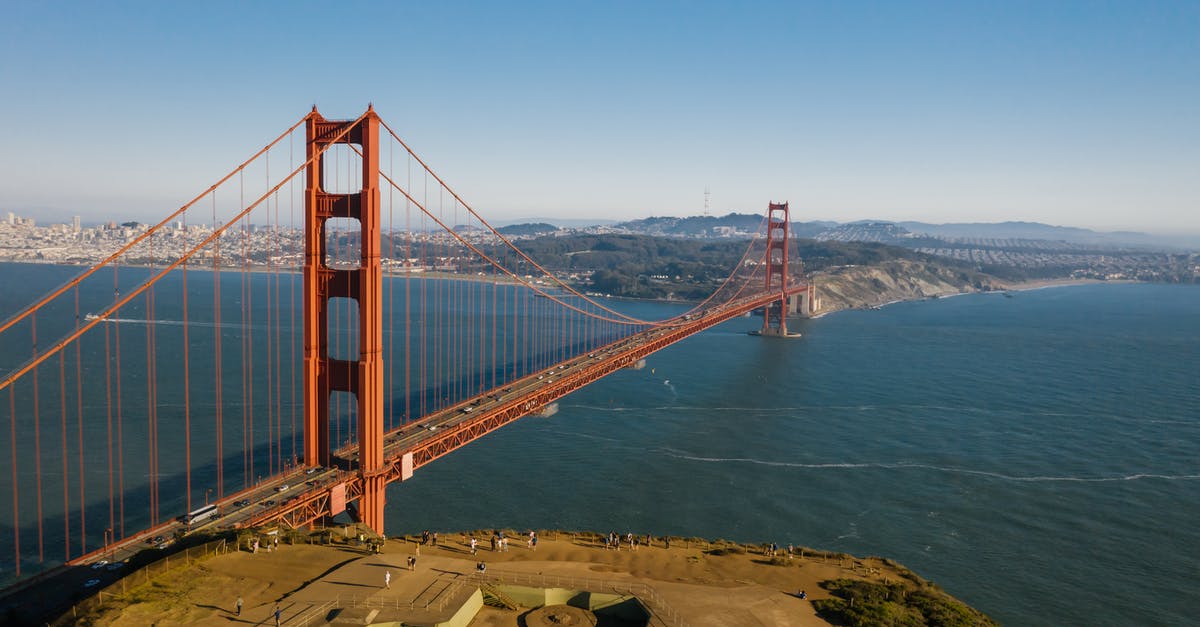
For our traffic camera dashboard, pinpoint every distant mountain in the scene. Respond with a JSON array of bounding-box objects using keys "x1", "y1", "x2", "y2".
[
  {"x1": 496, "y1": 222, "x2": 559, "y2": 237},
  {"x1": 815, "y1": 222, "x2": 914, "y2": 245},
  {"x1": 481, "y1": 213, "x2": 1196, "y2": 250},
  {"x1": 896, "y1": 221, "x2": 1194, "y2": 249},
  {"x1": 491, "y1": 217, "x2": 619, "y2": 229},
  {"x1": 615, "y1": 213, "x2": 764, "y2": 236},
  {"x1": 614, "y1": 213, "x2": 837, "y2": 238}
]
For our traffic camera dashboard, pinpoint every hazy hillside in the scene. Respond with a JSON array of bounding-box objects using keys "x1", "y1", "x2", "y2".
[{"x1": 515, "y1": 233, "x2": 989, "y2": 303}]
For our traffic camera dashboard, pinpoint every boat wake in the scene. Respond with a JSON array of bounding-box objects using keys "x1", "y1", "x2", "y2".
[{"x1": 657, "y1": 450, "x2": 1200, "y2": 483}]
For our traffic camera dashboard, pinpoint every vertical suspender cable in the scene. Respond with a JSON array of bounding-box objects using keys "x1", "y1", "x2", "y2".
[
  {"x1": 266, "y1": 149, "x2": 276, "y2": 475},
  {"x1": 213, "y1": 192, "x2": 224, "y2": 499},
  {"x1": 241, "y1": 189, "x2": 249, "y2": 487},
  {"x1": 74, "y1": 288, "x2": 86, "y2": 553},
  {"x1": 491, "y1": 280, "x2": 497, "y2": 392},
  {"x1": 104, "y1": 302, "x2": 114, "y2": 545},
  {"x1": 182, "y1": 237, "x2": 192, "y2": 514},
  {"x1": 145, "y1": 288, "x2": 156, "y2": 525},
  {"x1": 387, "y1": 134, "x2": 394, "y2": 431},
  {"x1": 59, "y1": 351, "x2": 69, "y2": 559},
  {"x1": 404, "y1": 145, "x2": 412, "y2": 426},
  {"x1": 290, "y1": 130, "x2": 298, "y2": 466},
  {"x1": 114, "y1": 270, "x2": 125, "y2": 539},
  {"x1": 9, "y1": 387, "x2": 19, "y2": 575},
  {"x1": 32, "y1": 316, "x2": 43, "y2": 562},
  {"x1": 143, "y1": 292, "x2": 152, "y2": 524},
  {"x1": 245, "y1": 220, "x2": 255, "y2": 483}
]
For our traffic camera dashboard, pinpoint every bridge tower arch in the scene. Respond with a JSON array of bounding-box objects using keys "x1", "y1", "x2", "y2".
[
  {"x1": 761, "y1": 201, "x2": 793, "y2": 336},
  {"x1": 303, "y1": 107, "x2": 387, "y2": 534}
]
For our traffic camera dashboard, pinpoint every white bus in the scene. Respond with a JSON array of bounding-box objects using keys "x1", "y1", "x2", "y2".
[{"x1": 182, "y1": 504, "x2": 219, "y2": 526}]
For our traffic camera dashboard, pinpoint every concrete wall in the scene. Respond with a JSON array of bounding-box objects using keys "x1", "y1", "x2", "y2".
[
  {"x1": 494, "y1": 585, "x2": 649, "y2": 622},
  {"x1": 435, "y1": 588, "x2": 483, "y2": 627}
]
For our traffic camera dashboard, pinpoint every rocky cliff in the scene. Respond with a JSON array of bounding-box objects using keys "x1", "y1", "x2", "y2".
[{"x1": 809, "y1": 260, "x2": 1000, "y2": 315}]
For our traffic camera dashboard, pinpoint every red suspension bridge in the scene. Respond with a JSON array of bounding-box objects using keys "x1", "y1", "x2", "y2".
[{"x1": 0, "y1": 107, "x2": 810, "y2": 585}]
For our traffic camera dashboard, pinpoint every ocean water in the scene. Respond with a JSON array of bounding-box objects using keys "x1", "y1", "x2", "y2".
[
  {"x1": 1, "y1": 263, "x2": 1197, "y2": 625},
  {"x1": 382, "y1": 284, "x2": 1200, "y2": 626}
]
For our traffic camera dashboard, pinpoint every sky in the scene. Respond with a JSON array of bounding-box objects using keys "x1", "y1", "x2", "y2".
[{"x1": 0, "y1": 0, "x2": 1197, "y2": 234}]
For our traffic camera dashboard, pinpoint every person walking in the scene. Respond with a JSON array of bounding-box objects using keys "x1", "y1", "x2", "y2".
[
  {"x1": 274, "y1": 604, "x2": 281, "y2": 627},
  {"x1": 385, "y1": 570, "x2": 391, "y2": 589},
  {"x1": 235, "y1": 596, "x2": 243, "y2": 616}
]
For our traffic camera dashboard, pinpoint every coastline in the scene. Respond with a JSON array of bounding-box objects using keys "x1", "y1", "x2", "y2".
[
  {"x1": 61, "y1": 528, "x2": 995, "y2": 626},
  {"x1": 807, "y1": 269, "x2": 1141, "y2": 318},
  {"x1": 1002, "y1": 276, "x2": 1136, "y2": 292}
]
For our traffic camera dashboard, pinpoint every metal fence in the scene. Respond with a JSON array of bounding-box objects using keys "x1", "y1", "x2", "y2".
[{"x1": 51, "y1": 538, "x2": 230, "y2": 626}]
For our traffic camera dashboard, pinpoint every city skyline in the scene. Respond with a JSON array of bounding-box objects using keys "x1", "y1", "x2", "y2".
[{"x1": 1, "y1": 1, "x2": 1197, "y2": 234}]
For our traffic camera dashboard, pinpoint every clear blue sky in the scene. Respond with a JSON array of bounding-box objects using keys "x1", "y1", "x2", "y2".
[{"x1": 1, "y1": 1, "x2": 1196, "y2": 233}]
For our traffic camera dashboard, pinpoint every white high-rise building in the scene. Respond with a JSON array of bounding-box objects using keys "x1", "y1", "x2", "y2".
[
  {"x1": 5, "y1": 211, "x2": 13, "y2": 225},
  {"x1": 73, "y1": 216, "x2": 81, "y2": 233}
]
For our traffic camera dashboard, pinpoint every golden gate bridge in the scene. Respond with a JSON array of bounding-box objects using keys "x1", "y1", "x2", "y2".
[{"x1": 0, "y1": 107, "x2": 810, "y2": 585}]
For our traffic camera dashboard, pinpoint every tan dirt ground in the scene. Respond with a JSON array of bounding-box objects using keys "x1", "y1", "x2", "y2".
[{"x1": 79, "y1": 530, "x2": 930, "y2": 626}]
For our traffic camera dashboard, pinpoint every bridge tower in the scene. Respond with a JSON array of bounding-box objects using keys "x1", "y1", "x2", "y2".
[
  {"x1": 303, "y1": 107, "x2": 387, "y2": 534},
  {"x1": 761, "y1": 201, "x2": 792, "y2": 336}
]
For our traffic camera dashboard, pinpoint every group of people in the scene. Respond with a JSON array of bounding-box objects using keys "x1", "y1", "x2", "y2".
[
  {"x1": 604, "y1": 531, "x2": 656, "y2": 551},
  {"x1": 763, "y1": 542, "x2": 795, "y2": 559},
  {"x1": 248, "y1": 535, "x2": 281, "y2": 554},
  {"x1": 463, "y1": 529, "x2": 519, "y2": 555}
]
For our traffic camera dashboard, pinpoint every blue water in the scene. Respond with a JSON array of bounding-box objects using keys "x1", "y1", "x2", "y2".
[
  {"x1": 1, "y1": 262, "x2": 1197, "y2": 625},
  {"x1": 382, "y1": 284, "x2": 1200, "y2": 626}
]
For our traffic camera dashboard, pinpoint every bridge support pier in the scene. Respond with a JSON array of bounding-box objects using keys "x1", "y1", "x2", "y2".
[{"x1": 303, "y1": 106, "x2": 387, "y2": 535}]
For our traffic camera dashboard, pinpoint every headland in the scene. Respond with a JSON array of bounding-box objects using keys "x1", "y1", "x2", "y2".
[{"x1": 54, "y1": 528, "x2": 996, "y2": 627}]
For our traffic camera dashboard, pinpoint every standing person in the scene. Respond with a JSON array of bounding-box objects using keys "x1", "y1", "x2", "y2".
[
  {"x1": 235, "y1": 596, "x2": 243, "y2": 616},
  {"x1": 274, "y1": 604, "x2": 281, "y2": 627},
  {"x1": 385, "y1": 570, "x2": 391, "y2": 589},
  {"x1": 470, "y1": 537, "x2": 478, "y2": 555}
]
